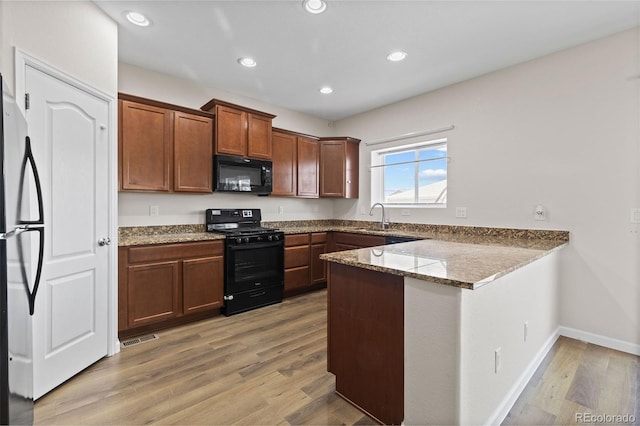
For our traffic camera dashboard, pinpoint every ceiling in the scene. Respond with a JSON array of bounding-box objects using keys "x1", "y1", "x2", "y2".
[{"x1": 93, "y1": 1, "x2": 639, "y2": 121}]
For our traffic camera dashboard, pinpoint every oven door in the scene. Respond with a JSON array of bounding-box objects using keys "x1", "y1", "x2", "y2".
[{"x1": 225, "y1": 239, "x2": 284, "y2": 294}]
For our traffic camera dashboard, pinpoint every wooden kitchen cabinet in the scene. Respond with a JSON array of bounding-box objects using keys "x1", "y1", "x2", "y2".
[
  {"x1": 319, "y1": 137, "x2": 360, "y2": 198},
  {"x1": 331, "y1": 232, "x2": 385, "y2": 252},
  {"x1": 310, "y1": 232, "x2": 328, "y2": 284},
  {"x1": 119, "y1": 94, "x2": 214, "y2": 193},
  {"x1": 201, "y1": 98, "x2": 276, "y2": 160},
  {"x1": 120, "y1": 100, "x2": 172, "y2": 191},
  {"x1": 272, "y1": 128, "x2": 320, "y2": 197},
  {"x1": 118, "y1": 240, "x2": 224, "y2": 337},
  {"x1": 284, "y1": 233, "x2": 311, "y2": 291}
]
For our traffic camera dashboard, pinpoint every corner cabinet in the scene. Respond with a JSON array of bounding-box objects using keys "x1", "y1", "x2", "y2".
[
  {"x1": 119, "y1": 94, "x2": 213, "y2": 193},
  {"x1": 201, "y1": 98, "x2": 276, "y2": 160},
  {"x1": 118, "y1": 241, "x2": 224, "y2": 338},
  {"x1": 319, "y1": 137, "x2": 360, "y2": 198},
  {"x1": 272, "y1": 128, "x2": 320, "y2": 198}
]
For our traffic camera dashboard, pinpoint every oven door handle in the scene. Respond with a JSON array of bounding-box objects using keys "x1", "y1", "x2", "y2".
[{"x1": 227, "y1": 241, "x2": 283, "y2": 251}]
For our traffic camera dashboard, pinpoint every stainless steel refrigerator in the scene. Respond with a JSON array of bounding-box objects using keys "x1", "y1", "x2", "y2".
[{"x1": 1, "y1": 73, "x2": 43, "y2": 425}]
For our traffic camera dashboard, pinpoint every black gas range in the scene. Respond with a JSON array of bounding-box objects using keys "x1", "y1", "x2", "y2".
[{"x1": 206, "y1": 209, "x2": 284, "y2": 316}]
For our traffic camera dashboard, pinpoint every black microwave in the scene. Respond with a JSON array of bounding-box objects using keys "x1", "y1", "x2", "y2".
[{"x1": 213, "y1": 154, "x2": 272, "y2": 195}]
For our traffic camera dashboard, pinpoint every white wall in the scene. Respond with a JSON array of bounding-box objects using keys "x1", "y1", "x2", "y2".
[
  {"x1": 336, "y1": 28, "x2": 640, "y2": 348},
  {"x1": 0, "y1": 1, "x2": 117, "y2": 96},
  {"x1": 118, "y1": 63, "x2": 336, "y2": 226}
]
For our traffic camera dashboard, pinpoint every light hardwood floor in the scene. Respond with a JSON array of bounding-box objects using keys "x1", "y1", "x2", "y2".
[{"x1": 34, "y1": 290, "x2": 638, "y2": 425}]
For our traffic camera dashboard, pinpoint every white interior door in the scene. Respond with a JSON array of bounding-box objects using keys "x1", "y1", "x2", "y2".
[{"x1": 24, "y1": 65, "x2": 110, "y2": 399}]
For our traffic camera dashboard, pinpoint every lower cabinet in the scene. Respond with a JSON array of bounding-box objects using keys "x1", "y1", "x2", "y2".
[
  {"x1": 331, "y1": 232, "x2": 386, "y2": 252},
  {"x1": 118, "y1": 240, "x2": 224, "y2": 337},
  {"x1": 284, "y1": 232, "x2": 328, "y2": 293}
]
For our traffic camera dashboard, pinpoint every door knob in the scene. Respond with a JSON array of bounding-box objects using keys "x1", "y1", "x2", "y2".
[{"x1": 98, "y1": 237, "x2": 111, "y2": 246}]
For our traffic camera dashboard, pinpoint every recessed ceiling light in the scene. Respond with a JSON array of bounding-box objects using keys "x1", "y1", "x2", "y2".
[
  {"x1": 238, "y1": 57, "x2": 257, "y2": 68},
  {"x1": 126, "y1": 11, "x2": 150, "y2": 27},
  {"x1": 387, "y1": 50, "x2": 408, "y2": 62},
  {"x1": 319, "y1": 86, "x2": 333, "y2": 94},
  {"x1": 303, "y1": 0, "x2": 327, "y2": 14}
]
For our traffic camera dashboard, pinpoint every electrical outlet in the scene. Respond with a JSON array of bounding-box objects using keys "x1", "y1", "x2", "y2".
[
  {"x1": 401, "y1": 209, "x2": 411, "y2": 216},
  {"x1": 534, "y1": 205, "x2": 546, "y2": 221},
  {"x1": 631, "y1": 208, "x2": 640, "y2": 224},
  {"x1": 455, "y1": 207, "x2": 467, "y2": 218},
  {"x1": 278, "y1": 206, "x2": 284, "y2": 214},
  {"x1": 149, "y1": 205, "x2": 159, "y2": 217},
  {"x1": 495, "y1": 347, "x2": 502, "y2": 373},
  {"x1": 524, "y1": 321, "x2": 529, "y2": 342}
]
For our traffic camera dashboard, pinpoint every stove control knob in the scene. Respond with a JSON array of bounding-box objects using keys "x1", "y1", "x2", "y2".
[
  {"x1": 244, "y1": 237, "x2": 250, "y2": 243},
  {"x1": 268, "y1": 235, "x2": 273, "y2": 241},
  {"x1": 236, "y1": 238, "x2": 242, "y2": 244},
  {"x1": 274, "y1": 234, "x2": 280, "y2": 240}
]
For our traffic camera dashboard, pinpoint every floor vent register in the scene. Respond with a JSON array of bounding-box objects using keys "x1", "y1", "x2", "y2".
[{"x1": 121, "y1": 334, "x2": 159, "y2": 348}]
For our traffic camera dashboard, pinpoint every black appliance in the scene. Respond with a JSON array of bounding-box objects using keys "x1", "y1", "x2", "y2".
[
  {"x1": 213, "y1": 155, "x2": 272, "y2": 195},
  {"x1": 385, "y1": 236, "x2": 419, "y2": 245},
  {"x1": 1, "y1": 73, "x2": 41, "y2": 424},
  {"x1": 206, "y1": 209, "x2": 284, "y2": 316}
]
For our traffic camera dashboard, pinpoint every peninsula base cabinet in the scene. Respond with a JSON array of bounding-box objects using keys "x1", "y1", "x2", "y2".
[{"x1": 118, "y1": 241, "x2": 224, "y2": 338}]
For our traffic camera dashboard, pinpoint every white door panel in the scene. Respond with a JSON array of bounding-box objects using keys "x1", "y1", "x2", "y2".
[{"x1": 25, "y1": 65, "x2": 109, "y2": 399}]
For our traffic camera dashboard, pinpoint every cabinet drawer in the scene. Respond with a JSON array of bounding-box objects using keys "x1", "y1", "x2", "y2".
[
  {"x1": 128, "y1": 241, "x2": 223, "y2": 263},
  {"x1": 285, "y1": 245, "x2": 310, "y2": 269},
  {"x1": 285, "y1": 266, "x2": 310, "y2": 290},
  {"x1": 285, "y1": 233, "x2": 310, "y2": 247},
  {"x1": 333, "y1": 232, "x2": 385, "y2": 248},
  {"x1": 311, "y1": 232, "x2": 327, "y2": 244}
]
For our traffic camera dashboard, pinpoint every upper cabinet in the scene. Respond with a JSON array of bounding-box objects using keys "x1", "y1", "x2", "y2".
[
  {"x1": 319, "y1": 137, "x2": 360, "y2": 198},
  {"x1": 201, "y1": 99, "x2": 276, "y2": 160},
  {"x1": 119, "y1": 94, "x2": 213, "y2": 193},
  {"x1": 272, "y1": 128, "x2": 320, "y2": 198}
]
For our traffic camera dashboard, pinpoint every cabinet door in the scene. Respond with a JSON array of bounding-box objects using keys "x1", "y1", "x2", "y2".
[
  {"x1": 297, "y1": 136, "x2": 319, "y2": 198},
  {"x1": 120, "y1": 100, "x2": 172, "y2": 191},
  {"x1": 127, "y1": 261, "x2": 180, "y2": 327},
  {"x1": 310, "y1": 243, "x2": 327, "y2": 284},
  {"x1": 183, "y1": 256, "x2": 224, "y2": 314},
  {"x1": 319, "y1": 141, "x2": 346, "y2": 197},
  {"x1": 215, "y1": 105, "x2": 246, "y2": 156},
  {"x1": 247, "y1": 113, "x2": 272, "y2": 159},
  {"x1": 272, "y1": 131, "x2": 297, "y2": 196},
  {"x1": 174, "y1": 112, "x2": 213, "y2": 193}
]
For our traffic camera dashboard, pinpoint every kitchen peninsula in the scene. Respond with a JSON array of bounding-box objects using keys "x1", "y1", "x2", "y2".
[{"x1": 321, "y1": 233, "x2": 568, "y2": 425}]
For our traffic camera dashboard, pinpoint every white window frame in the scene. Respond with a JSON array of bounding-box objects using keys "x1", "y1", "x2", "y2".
[{"x1": 370, "y1": 138, "x2": 447, "y2": 207}]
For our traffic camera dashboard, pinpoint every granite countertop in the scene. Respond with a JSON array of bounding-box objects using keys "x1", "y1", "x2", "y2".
[
  {"x1": 319, "y1": 238, "x2": 567, "y2": 290},
  {"x1": 118, "y1": 221, "x2": 568, "y2": 289}
]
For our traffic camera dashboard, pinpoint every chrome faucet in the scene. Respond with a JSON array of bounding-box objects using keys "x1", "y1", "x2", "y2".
[{"x1": 369, "y1": 203, "x2": 389, "y2": 230}]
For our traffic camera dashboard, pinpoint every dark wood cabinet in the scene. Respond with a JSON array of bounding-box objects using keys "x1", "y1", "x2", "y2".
[
  {"x1": 201, "y1": 99, "x2": 275, "y2": 160},
  {"x1": 310, "y1": 232, "x2": 327, "y2": 284},
  {"x1": 272, "y1": 130, "x2": 297, "y2": 196},
  {"x1": 284, "y1": 233, "x2": 311, "y2": 291},
  {"x1": 173, "y1": 112, "x2": 213, "y2": 192},
  {"x1": 319, "y1": 137, "x2": 360, "y2": 198},
  {"x1": 297, "y1": 136, "x2": 320, "y2": 198},
  {"x1": 120, "y1": 100, "x2": 172, "y2": 191},
  {"x1": 118, "y1": 241, "x2": 224, "y2": 337},
  {"x1": 271, "y1": 128, "x2": 319, "y2": 198},
  {"x1": 331, "y1": 232, "x2": 385, "y2": 252},
  {"x1": 119, "y1": 94, "x2": 214, "y2": 193},
  {"x1": 328, "y1": 263, "x2": 404, "y2": 425}
]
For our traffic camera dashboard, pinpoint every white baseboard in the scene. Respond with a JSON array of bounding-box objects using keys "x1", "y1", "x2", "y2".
[
  {"x1": 558, "y1": 326, "x2": 640, "y2": 356},
  {"x1": 485, "y1": 328, "x2": 561, "y2": 426}
]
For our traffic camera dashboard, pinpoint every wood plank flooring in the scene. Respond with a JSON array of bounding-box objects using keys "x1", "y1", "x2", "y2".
[
  {"x1": 503, "y1": 336, "x2": 639, "y2": 425},
  {"x1": 34, "y1": 290, "x2": 638, "y2": 425}
]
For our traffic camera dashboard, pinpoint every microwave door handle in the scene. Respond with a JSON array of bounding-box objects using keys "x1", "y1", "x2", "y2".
[{"x1": 261, "y1": 167, "x2": 266, "y2": 186}]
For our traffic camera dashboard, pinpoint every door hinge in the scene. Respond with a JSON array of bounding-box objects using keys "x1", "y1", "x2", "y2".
[{"x1": 25, "y1": 93, "x2": 30, "y2": 110}]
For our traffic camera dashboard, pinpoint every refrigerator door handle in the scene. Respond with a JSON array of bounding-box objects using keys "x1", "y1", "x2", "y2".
[
  {"x1": 16, "y1": 226, "x2": 44, "y2": 316},
  {"x1": 17, "y1": 136, "x2": 45, "y2": 226}
]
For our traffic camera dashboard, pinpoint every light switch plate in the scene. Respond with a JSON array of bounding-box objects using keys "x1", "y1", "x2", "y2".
[
  {"x1": 456, "y1": 207, "x2": 467, "y2": 218},
  {"x1": 631, "y1": 208, "x2": 640, "y2": 224}
]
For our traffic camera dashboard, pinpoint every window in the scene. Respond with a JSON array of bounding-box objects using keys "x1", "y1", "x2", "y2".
[{"x1": 371, "y1": 139, "x2": 447, "y2": 206}]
